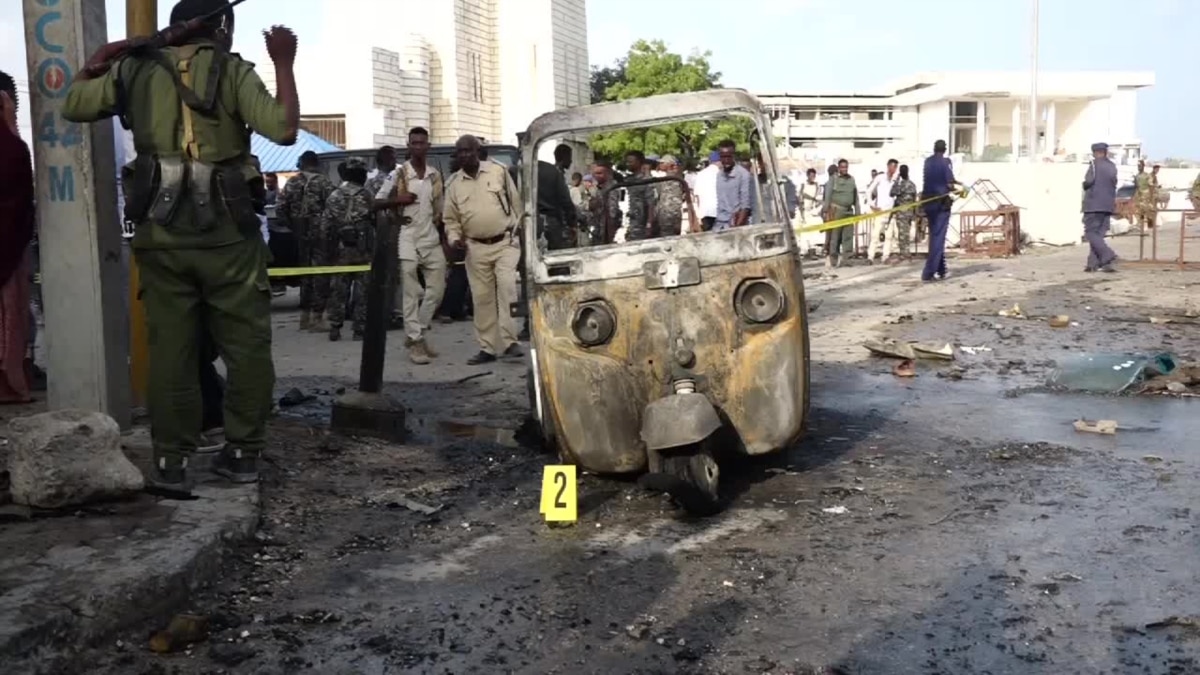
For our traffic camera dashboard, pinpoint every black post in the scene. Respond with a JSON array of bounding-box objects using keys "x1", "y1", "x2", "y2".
[
  {"x1": 358, "y1": 212, "x2": 393, "y2": 393},
  {"x1": 330, "y1": 211, "x2": 406, "y2": 441}
]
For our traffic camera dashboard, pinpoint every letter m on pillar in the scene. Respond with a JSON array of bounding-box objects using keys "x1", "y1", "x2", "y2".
[{"x1": 49, "y1": 166, "x2": 75, "y2": 202}]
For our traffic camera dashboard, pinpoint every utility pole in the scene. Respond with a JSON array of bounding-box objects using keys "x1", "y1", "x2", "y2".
[
  {"x1": 22, "y1": 0, "x2": 130, "y2": 426},
  {"x1": 126, "y1": 0, "x2": 156, "y2": 408},
  {"x1": 1027, "y1": 0, "x2": 1040, "y2": 163}
]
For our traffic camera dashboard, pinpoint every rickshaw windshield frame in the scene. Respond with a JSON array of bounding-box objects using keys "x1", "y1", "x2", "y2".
[{"x1": 519, "y1": 89, "x2": 792, "y2": 285}]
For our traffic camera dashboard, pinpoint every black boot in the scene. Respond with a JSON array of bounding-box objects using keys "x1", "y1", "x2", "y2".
[
  {"x1": 144, "y1": 456, "x2": 196, "y2": 499},
  {"x1": 213, "y1": 446, "x2": 260, "y2": 484}
]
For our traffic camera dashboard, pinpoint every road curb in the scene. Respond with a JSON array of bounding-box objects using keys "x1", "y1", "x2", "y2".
[{"x1": 0, "y1": 483, "x2": 260, "y2": 670}]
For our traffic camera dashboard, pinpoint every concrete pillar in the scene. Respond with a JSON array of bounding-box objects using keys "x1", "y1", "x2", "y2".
[
  {"x1": 975, "y1": 101, "x2": 986, "y2": 154},
  {"x1": 22, "y1": 0, "x2": 130, "y2": 427},
  {"x1": 1011, "y1": 103, "x2": 1021, "y2": 159},
  {"x1": 1045, "y1": 100, "x2": 1057, "y2": 157}
]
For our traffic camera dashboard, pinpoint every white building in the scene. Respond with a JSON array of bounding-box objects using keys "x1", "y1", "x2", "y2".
[
  {"x1": 758, "y1": 70, "x2": 1155, "y2": 164},
  {"x1": 262, "y1": 0, "x2": 589, "y2": 150}
]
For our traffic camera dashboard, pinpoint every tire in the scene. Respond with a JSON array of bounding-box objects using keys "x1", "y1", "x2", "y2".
[
  {"x1": 523, "y1": 366, "x2": 557, "y2": 455},
  {"x1": 659, "y1": 446, "x2": 723, "y2": 517}
]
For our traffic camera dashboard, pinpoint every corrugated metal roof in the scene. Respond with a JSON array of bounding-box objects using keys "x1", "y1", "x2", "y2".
[{"x1": 251, "y1": 129, "x2": 341, "y2": 172}]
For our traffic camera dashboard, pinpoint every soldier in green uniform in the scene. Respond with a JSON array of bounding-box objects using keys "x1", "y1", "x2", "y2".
[
  {"x1": 62, "y1": 0, "x2": 300, "y2": 494},
  {"x1": 277, "y1": 150, "x2": 336, "y2": 331},
  {"x1": 324, "y1": 157, "x2": 374, "y2": 341},
  {"x1": 822, "y1": 159, "x2": 860, "y2": 269},
  {"x1": 1133, "y1": 159, "x2": 1157, "y2": 230}
]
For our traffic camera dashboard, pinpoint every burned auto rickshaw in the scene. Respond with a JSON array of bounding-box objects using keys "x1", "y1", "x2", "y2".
[{"x1": 520, "y1": 89, "x2": 811, "y2": 515}]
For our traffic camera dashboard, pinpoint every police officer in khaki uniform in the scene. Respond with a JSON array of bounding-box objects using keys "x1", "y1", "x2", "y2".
[
  {"x1": 63, "y1": 0, "x2": 300, "y2": 495},
  {"x1": 443, "y1": 135, "x2": 523, "y2": 365}
]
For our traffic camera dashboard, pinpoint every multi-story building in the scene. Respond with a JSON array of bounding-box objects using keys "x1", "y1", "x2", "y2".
[
  {"x1": 261, "y1": 0, "x2": 589, "y2": 151},
  {"x1": 758, "y1": 70, "x2": 1154, "y2": 164}
]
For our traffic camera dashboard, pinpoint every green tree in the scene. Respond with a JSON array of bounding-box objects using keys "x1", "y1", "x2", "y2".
[
  {"x1": 588, "y1": 40, "x2": 756, "y2": 168},
  {"x1": 590, "y1": 59, "x2": 626, "y2": 104}
]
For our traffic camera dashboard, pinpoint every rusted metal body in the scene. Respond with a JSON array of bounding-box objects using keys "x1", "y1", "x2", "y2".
[
  {"x1": 519, "y1": 90, "x2": 810, "y2": 501},
  {"x1": 1125, "y1": 209, "x2": 1200, "y2": 270}
]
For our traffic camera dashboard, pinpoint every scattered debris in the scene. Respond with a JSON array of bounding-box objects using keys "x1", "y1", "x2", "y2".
[
  {"x1": 1146, "y1": 616, "x2": 1200, "y2": 631},
  {"x1": 998, "y1": 303, "x2": 1024, "y2": 318},
  {"x1": 892, "y1": 360, "x2": 916, "y2": 378},
  {"x1": 1143, "y1": 455, "x2": 1164, "y2": 463},
  {"x1": 864, "y1": 340, "x2": 955, "y2": 362},
  {"x1": 959, "y1": 346, "x2": 992, "y2": 355},
  {"x1": 1048, "y1": 315, "x2": 1070, "y2": 328},
  {"x1": 1048, "y1": 353, "x2": 1177, "y2": 393},
  {"x1": 399, "y1": 497, "x2": 444, "y2": 515},
  {"x1": 911, "y1": 343, "x2": 955, "y2": 360},
  {"x1": 1073, "y1": 419, "x2": 1118, "y2": 435},
  {"x1": 279, "y1": 388, "x2": 317, "y2": 407},
  {"x1": 1050, "y1": 572, "x2": 1083, "y2": 582},
  {"x1": 822, "y1": 506, "x2": 849, "y2": 515},
  {"x1": 455, "y1": 371, "x2": 493, "y2": 384},
  {"x1": 863, "y1": 339, "x2": 916, "y2": 360},
  {"x1": 149, "y1": 614, "x2": 210, "y2": 654}
]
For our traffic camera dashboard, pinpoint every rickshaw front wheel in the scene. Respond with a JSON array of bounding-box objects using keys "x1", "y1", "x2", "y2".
[{"x1": 660, "y1": 446, "x2": 723, "y2": 517}]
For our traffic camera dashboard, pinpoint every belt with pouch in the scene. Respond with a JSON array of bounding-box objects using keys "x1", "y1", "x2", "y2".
[{"x1": 468, "y1": 228, "x2": 513, "y2": 245}]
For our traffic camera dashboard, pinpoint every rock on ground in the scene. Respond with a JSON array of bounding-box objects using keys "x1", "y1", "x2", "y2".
[{"x1": 7, "y1": 409, "x2": 143, "y2": 509}]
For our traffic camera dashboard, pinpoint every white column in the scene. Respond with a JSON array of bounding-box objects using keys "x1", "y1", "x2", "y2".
[
  {"x1": 975, "y1": 101, "x2": 986, "y2": 154},
  {"x1": 1011, "y1": 103, "x2": 1021, "y2": 159},
  {"x1": 1045, "y1": 100, "x2": 1057, "y2": 156},
  {"x1": 22, "y1": 0, "x2": 130, "y2": 425}
]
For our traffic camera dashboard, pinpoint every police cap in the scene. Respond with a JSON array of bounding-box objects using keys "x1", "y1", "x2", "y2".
[{"x1": 1091, "y1": 142, "x2": 1108, "y2": 152}]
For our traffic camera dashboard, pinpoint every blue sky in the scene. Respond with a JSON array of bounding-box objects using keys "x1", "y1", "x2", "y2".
[{"x1": 1, "y1": 0, "x2": 1195, "y2": 156}]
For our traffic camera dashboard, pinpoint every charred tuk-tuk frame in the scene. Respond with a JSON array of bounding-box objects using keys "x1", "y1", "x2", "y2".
[{"x1": 519, "y1": 89, "x2": 811, "y2": 515}]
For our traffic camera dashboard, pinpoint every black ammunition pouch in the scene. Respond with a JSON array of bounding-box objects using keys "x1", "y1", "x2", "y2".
[
  {"x1": 121, "y1": 153, "x2": 162, "y2": 224},
  {"x1": 337, "y1": 225, "x2": 363, "y2": 248},
  {"x1": 149, "y1": 156, "x2": 186, "y2": 226},
  {"x1": 212, "y1": 163, "x2": 262, "y2": 234}
]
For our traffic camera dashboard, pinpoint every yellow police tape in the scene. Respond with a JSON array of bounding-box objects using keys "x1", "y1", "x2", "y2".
[
  {"x1": 794, "y1": 188, "x2": 969, "y2": 236},
  {"x1": 266, "y1": 265, "x2": 371, "y2": 278},
  {"x1": 28, "y1": 189, "x2": 967, "y2": 287}
]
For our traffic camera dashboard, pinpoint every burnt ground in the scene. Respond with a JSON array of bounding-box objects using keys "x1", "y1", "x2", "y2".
[{"x1": 43, "y1": 244, "x2": 1200, "y2": 674}]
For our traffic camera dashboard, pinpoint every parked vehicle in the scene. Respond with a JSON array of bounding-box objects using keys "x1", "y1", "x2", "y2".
[{"x1": 520, "y1": 89, "x2": 811, "y2": 515}]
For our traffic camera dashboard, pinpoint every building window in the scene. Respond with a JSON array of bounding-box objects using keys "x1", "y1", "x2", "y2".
[
  {"x1": 819, "y1": 109, "x2": 851, "y2": 120},
  {"x1": 468, "y1": 52, "x2": 484, "y2": 103},
  {"x1": 791, "y1": 109, "x2": 816, "y2": 121},
  {"x1": 853, "y1": 141, "x2": 884, "y2": 149},
  {"x1": 300, "y1": 114, "x2": 346, "y2": 148}
]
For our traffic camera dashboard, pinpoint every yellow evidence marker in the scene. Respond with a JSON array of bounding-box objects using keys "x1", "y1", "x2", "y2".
[{"x1": 539, "y1": 465, "x2": 577, "y2": 523}]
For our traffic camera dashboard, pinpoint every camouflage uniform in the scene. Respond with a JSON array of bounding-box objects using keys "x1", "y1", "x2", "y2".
[
  {"x1": 624, "y1": 179, "x2": 654, "y2": 241},
  {"x1": 323, "y1": 162, "x2": 375, "y2": 338},
  {"x1": 278, "y1": 170, "x2": 336, "y2": 315},
  {"x1": 655, "y1": 179, "x2": 686, "y2": 237},
  {"x1": 587, "y1": 182, "x2": 623, "y2": 246},
  {"x1": 1133, "y1": 169, "x2": 1157, "y2": 230},
  {"x1": 889, "y1": 177, "x2": 918, "y2": 256}
]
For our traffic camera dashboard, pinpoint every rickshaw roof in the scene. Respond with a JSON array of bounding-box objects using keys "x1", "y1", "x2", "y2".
[{"x1": 523, "y1": 89, "x2": 765, "y2": 145}]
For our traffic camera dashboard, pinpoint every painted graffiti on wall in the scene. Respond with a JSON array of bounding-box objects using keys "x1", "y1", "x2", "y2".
[{"x1": 30, "y1": 0, "x2": 77, "y2": 202}]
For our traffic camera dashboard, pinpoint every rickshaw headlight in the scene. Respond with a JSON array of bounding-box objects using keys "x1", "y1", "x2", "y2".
[
  {"x1": 571, "y1": 301, "x2": 616, "y2": 346},
  {"x1": 735, "y1": 278, "x2": 786, "y2": 324}
]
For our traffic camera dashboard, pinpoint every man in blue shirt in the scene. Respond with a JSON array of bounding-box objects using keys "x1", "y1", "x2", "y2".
[
  {"x1": 920, "y1": 139, "x2": 959, "y2": 281},
  {"x1": 1081, "y1": 142, "x2": 1119, "y2": 272},
  {"x1": 713, "y1": 140, "x2": 752, "y2": 230}
]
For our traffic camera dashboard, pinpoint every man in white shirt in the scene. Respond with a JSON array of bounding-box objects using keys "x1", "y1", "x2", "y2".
[
  {"x1": 694, "y1": 151, "x2": 721, "y2": 231},
  {"x1": 867, "y1": 158, "x2": 900, "y2": 264},
  {"x1": 393, "y1": 127, "x2": 447, "y2": 364}
]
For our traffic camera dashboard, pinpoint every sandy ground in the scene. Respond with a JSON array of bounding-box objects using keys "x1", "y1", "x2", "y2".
[{"x1": 28, "y1": 234, "x2": 1200, "y2": 674}]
